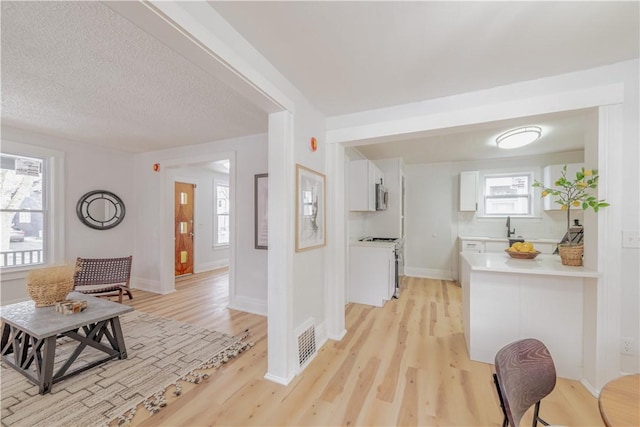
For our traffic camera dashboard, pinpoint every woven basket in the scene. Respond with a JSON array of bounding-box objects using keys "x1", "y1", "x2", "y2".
[
  {"x1": 558, "y1": 244, "x2": 584, "y2": 266},
  {"x1": 26, "y1": 265, "x2": 75, "y2": 307}
]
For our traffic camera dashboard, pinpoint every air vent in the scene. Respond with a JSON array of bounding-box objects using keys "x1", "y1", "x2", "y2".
[{"x1": 296, "y1": 319, "x2": 317, "y2": 371}]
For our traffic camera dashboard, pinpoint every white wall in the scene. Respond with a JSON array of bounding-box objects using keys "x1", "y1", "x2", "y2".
[
  {"x1": 328, "y1": 59, "x2": 640, "y2": 376},
  {"x1": 170, "y1": 166, "x2": 230, "y2": 272},
  {"x1": 404, "y1": 151, "x2": 585, "y2": 281},
  {"x1": 1, "y1": 127, "x2": 134, "y2": 304},
  {"x1": 133, "y1": 133, "x2": 268, "y2": 312}
]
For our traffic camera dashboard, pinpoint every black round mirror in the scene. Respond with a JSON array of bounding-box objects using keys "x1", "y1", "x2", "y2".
[{"x1": 76, "y1": 190, "x2": 125, "y2": 230}]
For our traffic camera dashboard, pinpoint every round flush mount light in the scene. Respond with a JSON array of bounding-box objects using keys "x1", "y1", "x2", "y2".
[{"x1": 496, "y1": 126, "x2": 542, "y2": 149}]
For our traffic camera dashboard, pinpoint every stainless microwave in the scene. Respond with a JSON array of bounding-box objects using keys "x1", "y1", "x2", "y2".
[{"x1": 376, "y1": 183, "x2": 388, "y2": 210}]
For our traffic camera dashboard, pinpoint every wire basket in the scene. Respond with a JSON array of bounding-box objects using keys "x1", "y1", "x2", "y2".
[{"x1": 26, "y1": 265, "x2": 75, "y2": 307}]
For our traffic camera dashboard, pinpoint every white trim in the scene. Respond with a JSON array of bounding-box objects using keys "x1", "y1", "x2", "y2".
[
  {"x1": 327, "y1": 83, "x2": 625, "y2": 145},
  {"x1": 0, "y1": 140, "x2": 65, "y2": 275},
  {"x1": 131, "y1": 276, "x2": 171, "y2": 294},
  {"x1": 228, "y1": 295, "x2": 267, "y2": 316},
  {"x1": 266, "y1": 111, "x2": 295, "y2": 383},
  {"x1": 263, "y1": 372, "x2": 295, "y2": 386},
  {"x1": 404, "y1": 267, "x2": 454, "y2": 281},
  {"x1": 195, "y1": 259, "x2": 229, "y2": 273},
  {"x1": 580, "y1": 378, "x2": 600, "y2": 398},
  {"x1": 160, "y1": 152, "x2": 236, "y2": 297},
  {"x1": 325, "y1": 142, "x2": 347, "y2": 340}
]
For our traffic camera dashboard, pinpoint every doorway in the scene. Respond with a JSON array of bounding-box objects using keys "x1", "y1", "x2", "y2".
[
  {"x1": 174, "y1": 181, "x2": 195, "y2": 277},
  {"x1": 161, "y1": 152, "x2": 236, "y2": 299}
]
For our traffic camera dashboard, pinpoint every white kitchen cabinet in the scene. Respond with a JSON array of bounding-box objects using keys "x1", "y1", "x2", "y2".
[
  {"x1": 542, "y1": 163, "x2": 584, "y2": 210},
  {"x1": 349, "y1": 160, "x2": 384, "y2": 211},
  {"x1": 460, "y1": 239, "x2": 484, "y2": 253},
  {"x1": 459, "y1": 171, "x2": 479, "y2": 211},
  {"x1": 349, "y1": 243, "x2": 395, "y2": 307},
  {"x1": 460, "y1": 253, "x2": 587, "y2": 379}
]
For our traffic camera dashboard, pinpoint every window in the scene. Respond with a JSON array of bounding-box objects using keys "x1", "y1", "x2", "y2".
[
  {"x1": 214, "y1": 183, "x2": 229, "y2": 246},
  {"x1": 483, "y1": 173, "x2": 533, "y2": 216},
  {"x1": 1, "y1": 154, "x2": 45, "y2": 267}
]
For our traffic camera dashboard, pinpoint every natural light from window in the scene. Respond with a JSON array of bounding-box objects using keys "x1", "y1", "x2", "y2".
[
  {"x1": 214, "y1": 183, "x2": 229, "y2": 246},
  {"x1": 483, "y1": 173, "x2": 533, "y2": 216},
  {"x1": 1, "y1": 154, "x2": 45, "y2": 268}
]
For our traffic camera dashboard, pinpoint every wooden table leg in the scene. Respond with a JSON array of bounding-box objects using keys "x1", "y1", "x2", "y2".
[
  {"x1": 39, "y1": 336, "x2": 57, "y2": 394},
  {"x1": 110, "y1": 316, "x2": 128, "y2": 359}
]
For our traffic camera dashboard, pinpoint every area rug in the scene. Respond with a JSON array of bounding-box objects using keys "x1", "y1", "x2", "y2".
[{"x1": 1, "y1": 311, "x2": 253, "y2": 427}]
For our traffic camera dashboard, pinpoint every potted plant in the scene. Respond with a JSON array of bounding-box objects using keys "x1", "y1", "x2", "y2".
[{"x1": 533, "y1": 165, "x2": 608, "y2": 266}]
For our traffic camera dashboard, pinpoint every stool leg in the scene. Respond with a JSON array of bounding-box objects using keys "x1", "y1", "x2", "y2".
[{"x1": 493, "y1": 373, "x2": 509, "y2": 427}]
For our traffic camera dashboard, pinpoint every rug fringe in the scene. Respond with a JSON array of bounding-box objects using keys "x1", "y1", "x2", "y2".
[{"x1": 116, "y1": 330, "x2": 253, "y2": 426}]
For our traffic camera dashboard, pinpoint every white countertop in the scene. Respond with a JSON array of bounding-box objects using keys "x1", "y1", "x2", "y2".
[
  {"x1": 459, "y1": 235, "x2": 559, "y2": 244},
  {"x1": 460, "y1": 252, "x2": 599, "y2": 278}
]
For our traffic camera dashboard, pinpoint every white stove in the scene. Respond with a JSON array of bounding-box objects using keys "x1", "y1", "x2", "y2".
[{"x1": 358, "y1": 237, "x2": 404, "y2": 298}]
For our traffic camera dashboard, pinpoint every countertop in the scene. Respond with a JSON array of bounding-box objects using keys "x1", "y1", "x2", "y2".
[
  {"x1": 459, "y1": 235, "x2": 559, "y2": 244},
  {"x1": 460, "y1": 252, "x2": 599, "y2": 278}
]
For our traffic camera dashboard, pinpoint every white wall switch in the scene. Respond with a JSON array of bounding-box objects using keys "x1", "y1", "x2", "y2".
[{"x1": 622, "y1": 230, "x2": 640, "y2": 248}]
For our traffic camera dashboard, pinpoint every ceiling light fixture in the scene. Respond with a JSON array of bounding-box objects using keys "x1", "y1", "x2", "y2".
[{"x1": 496, "y1": 126, "x2": 542, "y2": 149}]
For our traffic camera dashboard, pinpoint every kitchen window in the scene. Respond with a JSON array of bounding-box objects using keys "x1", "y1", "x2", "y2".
[
  {"x1": 214, "y1": 183, "x2": 229, "y2": 246},
  {"x1": 482, "y1": 173, "x2": 533, "y2": 216},
  {"x1": 1, "y1": 141, "x2": 64, "y2": 271}
]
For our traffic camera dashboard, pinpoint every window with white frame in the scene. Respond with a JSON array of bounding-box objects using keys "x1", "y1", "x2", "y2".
[
  {"x1": 1, "y1": 141, "x2": 64, "y2": 272},
  {"x1": 214, "y1": 183, "x2": 229, "y2": 246},
  {"x1": 482, "y1": 172, "x2": 533, "y2": 216}
]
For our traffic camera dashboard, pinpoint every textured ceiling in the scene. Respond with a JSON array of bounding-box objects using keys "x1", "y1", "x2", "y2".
[
  {"x1": 1, "y1": 1, "x2": 638, "y2": 161},
  {"x1": 212, "y1": 1, "x2": 639, "y2": 116},
  {"x1": 1, "y1": 1, "x2": 268, "y2": 153}
]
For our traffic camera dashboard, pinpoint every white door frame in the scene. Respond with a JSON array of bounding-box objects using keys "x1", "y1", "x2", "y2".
[{"x1": 159, "y1": 152, "x2": 237, "y2": 299}]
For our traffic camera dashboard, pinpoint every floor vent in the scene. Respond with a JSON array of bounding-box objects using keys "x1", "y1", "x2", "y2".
[{"x1": 296, "y1": 320, "x2": 317, "y2": 370}]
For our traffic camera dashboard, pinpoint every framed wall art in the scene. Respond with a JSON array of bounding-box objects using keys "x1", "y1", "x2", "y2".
[
  {"x1": 295, "y1": 164, "x2": 326, "y2": 252},
  {"x1": 254, "y1": 173, "x2": 268, "y2": 249}
]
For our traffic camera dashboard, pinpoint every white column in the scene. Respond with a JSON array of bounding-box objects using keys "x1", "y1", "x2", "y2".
[
  {"x1": 581, "y1": 104, "x2": 623, "y2": 394},
  {"x1": 325, "y1": 142, "x2": 347, "y2": 340},
  {"x1": 265, "y1": 111, "x2": 296, "y2": 385}
]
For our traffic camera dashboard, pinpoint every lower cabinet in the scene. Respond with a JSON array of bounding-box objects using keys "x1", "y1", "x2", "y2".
[
  {"x1": 461, "y1": 265, "x2": 584, "y2": 380},
  {"x1": 349, "y1": 244, "x2": 395, "y2": 307}
]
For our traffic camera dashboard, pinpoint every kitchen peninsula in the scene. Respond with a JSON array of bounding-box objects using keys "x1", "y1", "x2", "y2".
[{"x1": 460, "y1": 251, "x2": 599, "y2": 380}]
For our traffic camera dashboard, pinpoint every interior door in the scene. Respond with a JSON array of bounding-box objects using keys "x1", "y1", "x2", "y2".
[{"x1": 175, "y1": 182, "x2": 195, "y2": 276}]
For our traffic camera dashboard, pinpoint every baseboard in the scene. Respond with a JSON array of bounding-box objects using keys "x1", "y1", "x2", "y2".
[
  {"x1": 228, "y1": 295, "x2": 267, "y2": 316},
  {"x1": 580, "y1": 378, "x2": 600, "y2": 398},
  {"x1": 264, "y1": 371, "x2": 294, "y2": 386},
  {"x1": 404, "y1": 267, "x2": 454, "y2": 281},
  {"x1": 195, "y1": 259, "x2": 229, "y2": 273},
  {"x1": 327, "y1": 328, "x2": 347, "y2": 341},
  {"x1": 131, "y1": 277, "x2": 172, "y2": 294}
]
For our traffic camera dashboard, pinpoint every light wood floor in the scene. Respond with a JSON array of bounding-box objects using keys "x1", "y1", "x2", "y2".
[{"x1": 118, "y1": 270, "x2": 603, "y2": 426}]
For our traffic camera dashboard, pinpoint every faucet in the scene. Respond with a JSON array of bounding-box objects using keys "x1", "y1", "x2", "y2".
[{"x1": 506, "y1": 216, "x2": 515, "y2": 238}]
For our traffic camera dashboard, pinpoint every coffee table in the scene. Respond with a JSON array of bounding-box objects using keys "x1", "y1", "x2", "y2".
[{"x1": 0, "y1": 292, "x2": 133, "y2": 394}]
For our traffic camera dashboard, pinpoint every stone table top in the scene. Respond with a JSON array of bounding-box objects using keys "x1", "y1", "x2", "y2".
[{"x1": 0, "y1": 292, "x2": 133, "y2": 339}]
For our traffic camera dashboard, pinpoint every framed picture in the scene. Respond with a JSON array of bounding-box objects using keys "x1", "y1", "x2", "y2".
[
  {"x1": 296, "y1": 164, "x2": 326, "y2": 252},
  {"x1": 254, "y1": 173, "x2": 268, "y2": 249}
]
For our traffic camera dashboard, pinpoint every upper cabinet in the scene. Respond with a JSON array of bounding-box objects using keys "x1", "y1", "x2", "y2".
[
  {"x1": 349, "y1": 160, "x2": 383, "y2": 211},
  {"x1": 542, "y1": 163, "x2": 584, "y2": 210},
  {"x1": 459, "y1": 171, "x2": 479, "y2": 212}
]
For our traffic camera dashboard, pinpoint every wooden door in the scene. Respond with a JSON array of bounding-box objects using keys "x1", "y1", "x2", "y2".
[{"x1": 175, "y1": 182, "x2": 195, "y2": 276}]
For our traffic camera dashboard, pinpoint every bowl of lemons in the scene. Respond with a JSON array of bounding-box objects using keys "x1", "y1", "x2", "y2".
[{"x1": 505, "y1": 241, "x2": 541, "y2": 259}]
